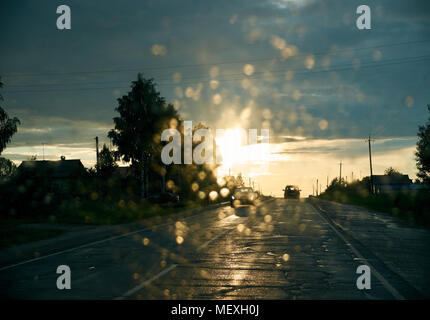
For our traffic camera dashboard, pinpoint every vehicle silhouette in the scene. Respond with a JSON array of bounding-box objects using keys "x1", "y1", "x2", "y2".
[
  {"x1": 283, "y1": 185, "x2": 300, "y2": 199},
  {"x1": 230, "y1": 187, "x2": 258, "y2": 207}
]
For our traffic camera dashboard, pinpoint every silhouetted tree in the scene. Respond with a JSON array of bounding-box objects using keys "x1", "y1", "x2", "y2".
[
  {"x1": 165, "y1": 122, "x2": 219, "y2": 201},
  {"x1": 0, "y1": 157, "x2": 16, "y2": 178},
  {"x1": 108, "y1": 74, "x2": 180, "y2": 197},
  {"x1": 236, "y1": 173, "x2": 245, "y2": 187},
  {"x1": 416, "y1": 104, "x2": 430, "y2": 184},
  {"x1": 223, "y1": 173, "x2": 245, "y2": 191},
  {"x1": 0, "y1": 77, "x2": 20, "y2": 154},
  {"x1": 97, "y1": 144, "x2": 117, "y2": 176}
]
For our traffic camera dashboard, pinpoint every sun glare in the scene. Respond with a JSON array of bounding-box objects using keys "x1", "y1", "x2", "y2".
[
  {"x1": 216, "y1": 128, "x2": 243, "y2": 167},
  {"x1": 215, "y1": 128, "x2": 273, "y2": 175}
]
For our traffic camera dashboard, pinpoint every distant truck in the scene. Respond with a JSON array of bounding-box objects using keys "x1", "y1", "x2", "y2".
[{"x1": 283, "y1": 185, "x2": 300, "y2": 199}]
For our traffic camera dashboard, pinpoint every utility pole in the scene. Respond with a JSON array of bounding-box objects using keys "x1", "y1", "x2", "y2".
[
  {"x1": 327, "y1": 175, "x2": 329, "y2": 188},
  {"x1": 339, "y1": 161, "x2": 342, "y2": 184},
  {"x1": 95, "y1": 137, "x2": 99, "y2": 169},
  {"x1": 316, "y1": 179, "x2": 318, "y2": 196},
  {"x1": 366, "y1": 135, "x2": 375, "y2": 194},
  {"x1": 42, "y1": 143, "x2": 45, "y2": 160}
]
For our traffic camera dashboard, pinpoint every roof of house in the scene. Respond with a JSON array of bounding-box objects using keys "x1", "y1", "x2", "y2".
[
  {"x1": 18, "y1": 159, "x2": 85, "y2": 179},
  {"x1": 373, "y1": 174, "x2": 411, "y2": 185}
]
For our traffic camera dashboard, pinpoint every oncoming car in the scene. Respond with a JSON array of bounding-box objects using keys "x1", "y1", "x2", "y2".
[
  {"x1": 283, "y1": 185, "x2": 300, "y2": 199},
  {"x1": 231, "y1": 187, "x2": 258, "y2": 207}
]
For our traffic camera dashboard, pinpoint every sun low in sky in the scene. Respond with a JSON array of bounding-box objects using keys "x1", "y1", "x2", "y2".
[{"x1": 215, "y1": 128, "x2": 273, "y2": 167}]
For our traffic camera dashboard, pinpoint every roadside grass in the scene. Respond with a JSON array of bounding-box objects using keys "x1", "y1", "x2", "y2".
[
  {"x1": 0, "y1": 219, "x2": 64, "y2": 249},
  {"x1": 0, "y1": 195, "x2": 271, "y2": 248},
  {"x1": 319, "y1": 190, "x2": 430, "y2": 228},
  {"x1": 0, "y1": 198, "x2": 225, "y2": 248},
  {"x1": 52, "y1": 199, "x2": 205, "y2": 225}
]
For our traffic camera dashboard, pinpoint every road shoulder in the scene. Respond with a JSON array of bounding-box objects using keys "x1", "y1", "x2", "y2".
[{"x1": 308, "y1": 198, "x2": 430, "y2": 298}]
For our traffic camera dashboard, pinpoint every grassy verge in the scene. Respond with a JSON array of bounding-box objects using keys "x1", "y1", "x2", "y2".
[
  {"x1": 0, "y1": 199, "x2": 225, "y2": 248},
  {"x1": 319, "y1": 190, "x2": 430, "y2": 227},
  {"x1": 52, "y1": 198, "x2": 221, "y2": 225},
  {"x1": 0, "y1": 219, "x2": 64, "y2": 249}
]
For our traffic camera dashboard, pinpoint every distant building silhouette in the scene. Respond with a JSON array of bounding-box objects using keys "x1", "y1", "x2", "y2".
[
  {"x1": 17, "y1": 157, "x2": 86, "y2": 193},
  {"x1": 373, "y1": 174, "x2": 412, "y2": 194}
]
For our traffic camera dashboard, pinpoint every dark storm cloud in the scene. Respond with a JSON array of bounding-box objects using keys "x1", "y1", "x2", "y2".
[{"x1": 272, "y1": 136, "x2": 417, "y2": 159}]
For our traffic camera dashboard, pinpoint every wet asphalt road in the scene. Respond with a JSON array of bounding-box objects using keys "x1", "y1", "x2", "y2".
[{"x1": 0, "y1": 198, "x2": 426, "y2": 299}]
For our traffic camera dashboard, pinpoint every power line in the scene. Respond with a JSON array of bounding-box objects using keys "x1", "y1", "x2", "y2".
[
  {"x1": 3, "y1": 54, "x2": 430, "y2": 94},
  {"x1": 3, "y1": 38, "x2": 430, "y2": 79},
  {"x1": 5, "y1": 52, "x2": 430, "y2": 89}
]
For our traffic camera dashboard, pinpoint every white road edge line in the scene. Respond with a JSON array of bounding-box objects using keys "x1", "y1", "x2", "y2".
[
  {"x1": 114, "y1": 264, "x2": 178, "y2": 300},
  {"x1": 313, "y1": 204, "x2": 405, "y2": 300},
  {"x1": 0, "y1": 204, "x2": 229, "y2": 272}
]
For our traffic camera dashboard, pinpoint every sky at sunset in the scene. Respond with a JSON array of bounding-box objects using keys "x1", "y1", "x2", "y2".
[{"x1": 1, "y1": 0, "x2": 429, "y2": 196}]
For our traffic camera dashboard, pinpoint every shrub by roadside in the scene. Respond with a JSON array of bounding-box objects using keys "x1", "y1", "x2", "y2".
[{"x1": 320, "y1": 183, "x2": 430, "y2": 227}]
